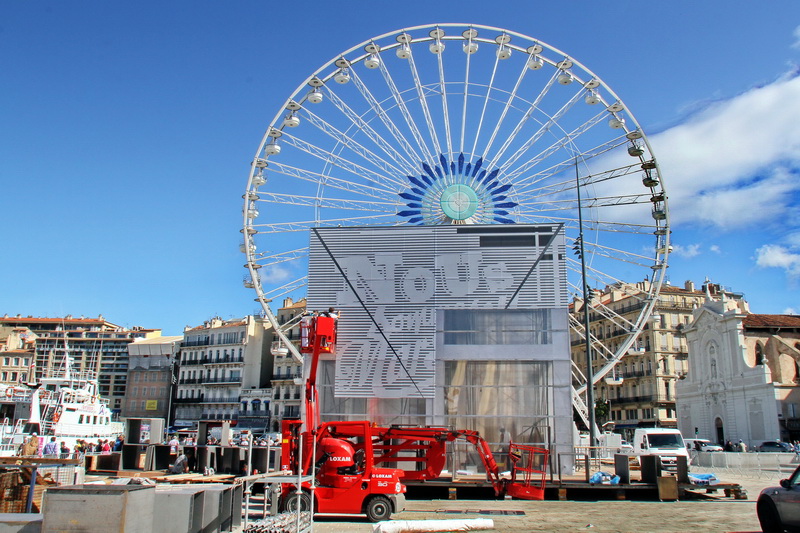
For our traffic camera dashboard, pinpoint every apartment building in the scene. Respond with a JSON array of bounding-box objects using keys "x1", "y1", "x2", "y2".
[
  {"x1": 0, "y1": 326, "x2": 36, "y2": 385},
  {"x1": 174, "y1": 315, "x2": 273, "y2": 431},
  {"x1": 571, "y1": 280, "x2": 747, "y2": 439},
  {"x1": 0, "y1": 315, "x2": 159, "y2": 413}
]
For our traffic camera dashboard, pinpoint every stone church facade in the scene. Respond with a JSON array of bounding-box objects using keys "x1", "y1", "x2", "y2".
[{"x1": 677, "y1": 293, "x2": 800, "y2": 447}]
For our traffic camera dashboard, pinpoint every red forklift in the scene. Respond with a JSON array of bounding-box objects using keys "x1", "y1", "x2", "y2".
[{"x1": 279, "y1": 314, "x2": 548, "y2": 522}]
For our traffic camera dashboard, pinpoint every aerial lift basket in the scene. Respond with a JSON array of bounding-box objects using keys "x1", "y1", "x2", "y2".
[{"x1": 505, "y1": 443, "x2": 549, "y2": 500}]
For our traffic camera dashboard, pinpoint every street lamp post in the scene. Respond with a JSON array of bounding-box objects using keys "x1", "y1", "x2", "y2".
[{"x1": 576, "y1": 160, "x2": 597, "y2": 451}]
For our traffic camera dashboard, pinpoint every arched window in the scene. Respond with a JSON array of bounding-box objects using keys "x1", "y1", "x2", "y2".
[{"x1": 755, "y1": 343, "x2": 764, "y2": 366}]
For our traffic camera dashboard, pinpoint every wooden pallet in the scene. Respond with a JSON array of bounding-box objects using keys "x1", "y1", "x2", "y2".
[{"x1": 151, "y1": 473, "x2": 236, "y2": 484}]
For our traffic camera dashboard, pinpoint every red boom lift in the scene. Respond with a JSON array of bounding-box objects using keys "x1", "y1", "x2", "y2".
[{"x1": 279, "y1": 314, "x2": 548, "y2": 522}]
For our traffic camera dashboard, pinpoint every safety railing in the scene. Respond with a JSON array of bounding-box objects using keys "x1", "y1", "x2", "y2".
[{"x1": 688, "y1": 451, "x2": 799, "y2": 480}]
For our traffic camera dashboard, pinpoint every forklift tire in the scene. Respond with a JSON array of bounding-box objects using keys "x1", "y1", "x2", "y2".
[
  {"x1": 365, "y1": 495, "x2": 392, "y2": 522},
  {"x1": 283, "y1": 492, "x2": 312, "y2": 514}
]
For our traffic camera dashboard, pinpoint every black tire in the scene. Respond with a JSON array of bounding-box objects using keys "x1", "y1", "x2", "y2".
[
  {"x1": 283, "y1": 491, "x2": 312, "y2": 514},
  {"x1": 757, "y1": 497, "x2": 784, "y2": 533},
  {"x1": 365, "y1": 495, "x2": 392, "y2": 522}
]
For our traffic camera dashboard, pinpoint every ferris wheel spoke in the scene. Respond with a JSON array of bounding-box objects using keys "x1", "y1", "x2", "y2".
[
  {"x1": 568, "y1": 314, "x2": 615, "y2": 362},
  {"x1": 257, "y1": 191, "x2": 401, "y2": 212},
  {"x1": 515, "y1": 213, "x2": 662, "y2": 241},
  {"x1": 350, "y1": 66, "x2": 433, "y2": 164},
  {"x1": 324, "y1": 89, "x2": 418, "y2": 175},
  {"x1": 470, "y1": 52, "x2": 502, "y2": 160},
  {"x1": 483, "y1": 49, "x2": 536, "y2": 161},
  {"x1": 568, "y1": 257, "x2": 653, "y2": 297},
  {"x1": 512, "y1": 136, "x2": 633, "y2": 193},
  {"x1": 435, "y1": 39, "x2": 454, "y2": 158},
  {"x1": 580, "y1": 240, "x2": 656, "y2": 268},
  {"x1": 503, "y1": 105, "x2": 606, "y2": 182},
  {"x1": 280, "y1": 132, "x2": 405, "y2": 192},
  {"x1": 491, "y1": 68, "x2": 560, "y2": 166},
  {"x1": 256, "y1": 277, "x2": 308, "y2": 302},
  {"x1": 251, "y1": 213, "x2": 398, "y2": 234},
  {"x1": 402, "y1": 50, "x2": 444, "y2": 157},
  {"x1": 251, "y1": 247, "x2": 308, "y2": 268},
  {"x1": 301, "y1": 107, "x2": 408, "y2": 180},
  {"x1": 515, "y1": 192, "x2": 650, "y2": 212},
  {"x1": 267, "y1": 162, "x2": 398, "y2": 202},
  {"x1": 459, "y1": 34, "x2": 476, "y2": 154}
]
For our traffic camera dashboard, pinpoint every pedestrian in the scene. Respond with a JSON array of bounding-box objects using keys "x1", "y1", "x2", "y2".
[
  {"x1": 113, "y1": 435, "x2": 124, "y2": 451},
  {"x1": 738, "y1": 439, "x2": 747, "y2": 452},
  {"x1": 168, "y1": 449, "x2": 193, "y2": 474},
  {"x1": 59, "y1": 441, "x2": 70, "y2": 459},
  {"x1": 101, "y1": 439, "x2": 111, "y2": 455},
  {"x1": 43, "y1": 436, "x2": 58, "y2": 457},
  {"x1": 168, "y1": 435, "x2": 180, "y2": 453},
  {"x1": 724, "y1": 440, "x2": 733, "y2": 452},
  {"x1": 19, "y1": 433, "x2": 39, "y2": 456}
]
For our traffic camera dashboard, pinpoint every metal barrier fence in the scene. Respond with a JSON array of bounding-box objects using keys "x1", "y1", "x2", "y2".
[{"x1": 688, "y1": 451, "x2": 799, "y2": 480}]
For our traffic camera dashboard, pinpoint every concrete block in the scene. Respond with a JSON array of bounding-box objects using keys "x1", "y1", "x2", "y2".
[
  {"x1": 640, "y1": 455, "x2": 661, "y2": 484},
  {"x1": 42, "y1": 485, "x2": 155, "y2": 533},
  {"x1": 153, "y1": 487, "x2": 204, "y2": 533},
  {"x1": 0, "y1": 513, "x2": 43, "y2": 533},
  {"x1": 613, "y1": 454, "x2": 630, "y2": 484}
]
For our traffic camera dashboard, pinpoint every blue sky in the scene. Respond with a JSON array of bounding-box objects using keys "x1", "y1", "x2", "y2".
[{"x1": 2, "y1": 2, "x2": 799, "y2": 335}]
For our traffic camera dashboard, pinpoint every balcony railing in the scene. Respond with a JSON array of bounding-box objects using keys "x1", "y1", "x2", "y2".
[
  {"x1": 612, "y1": 395, "x2": 655, "y2": 404},
  {"x1": 203, "y1": 377, "x2": 241, "y2": 385},
  {"x1": 201, "y1": 357, "x2": 244, "y2": 365},
  {"x1": 202, "y1": 397, "x2": 241, "y2": 404},
  {"x1": 183, "y1": 340, "x2": 211, "y2": 347},
  {"x1": 612, "y1": 394, "x2": 676, "y2": 405}
]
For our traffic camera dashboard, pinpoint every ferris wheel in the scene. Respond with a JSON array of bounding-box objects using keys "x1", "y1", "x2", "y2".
[{"x1": 242, "y1": 23, "x2": 670, "y2": 426}]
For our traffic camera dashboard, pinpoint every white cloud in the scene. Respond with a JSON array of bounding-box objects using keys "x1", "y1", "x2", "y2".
[
  {"x1": 671, "y1": 243, "x2": 701, "y2": 258},
  {"x1": 709, "y1": 245, "x2": 721, "y2": 254},
  {"x1": 793, "y1": 25, "x2": 800, "y2": 49},
  {"x1": 784, "y1": 307, "x2": 798, "y2": 315},
  {"x1": 755, "y1": 244, "x2": 800, "y2": 276},
  {"x1": 259, "y1": 264, "x2": 293, "y2": 283},
  {"x1": 649, "y1": 73, "x2": 800, "y2": 230}
]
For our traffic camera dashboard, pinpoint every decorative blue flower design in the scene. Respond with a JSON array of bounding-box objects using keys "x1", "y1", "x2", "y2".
[{"x1": 397, "y1": 153, "x2": 518, "y2": 225}]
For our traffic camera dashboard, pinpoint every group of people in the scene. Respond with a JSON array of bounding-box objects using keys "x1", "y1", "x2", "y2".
[
  {"x1": 723, "y1": 439, "x2": 748, "y2": 452},
  {"x1": 166, "y1": 434, "x2": 196, "y2": 450},
  {"x1": 16, "y1": 434, "x2": 125, "y2": 458}
]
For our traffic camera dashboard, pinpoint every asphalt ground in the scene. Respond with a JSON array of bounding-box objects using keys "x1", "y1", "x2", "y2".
[{"x1": 307, "y1": 474, "x2": 777, "y2": 533}]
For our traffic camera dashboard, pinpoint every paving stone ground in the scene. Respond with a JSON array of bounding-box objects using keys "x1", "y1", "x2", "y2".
[{"x1": 309, "y1": 474, "x2": 777, "y2": 533}]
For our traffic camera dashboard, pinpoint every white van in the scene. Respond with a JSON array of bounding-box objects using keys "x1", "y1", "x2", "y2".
[{"x1": 624, "y1": 428, "x2": 691, "y2": 471}]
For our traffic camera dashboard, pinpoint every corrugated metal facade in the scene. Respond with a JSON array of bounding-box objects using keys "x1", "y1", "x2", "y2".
[{"x1": 308, "y1": 224, "x2": 568, "y2": 398}]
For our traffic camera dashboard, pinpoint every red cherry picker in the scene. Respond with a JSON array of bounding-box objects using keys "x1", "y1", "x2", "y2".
[
  {"x1": 279, "y1": 314, "x2": 549, "y2": 522},
  {"x1": 279, "y1": 314, "x2": 407, "y2": 521}
]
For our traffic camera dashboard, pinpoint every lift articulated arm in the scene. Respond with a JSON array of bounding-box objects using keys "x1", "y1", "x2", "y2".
[{"x1": 301, "y1": 314, "x2": 336, "y2": 433}]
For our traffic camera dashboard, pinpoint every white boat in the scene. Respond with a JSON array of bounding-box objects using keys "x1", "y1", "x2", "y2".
[{"x1": 0, "y1": 358, "x2": 124, "y2": 456}]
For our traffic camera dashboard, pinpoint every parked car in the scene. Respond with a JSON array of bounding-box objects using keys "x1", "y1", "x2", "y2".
[
  {"x1": 759, "y1": 441, "x2": 794, "y2": 452},
  {"x1": 758, "y1": 463, "x2": 800, "y2": 531},
  {"x1": 685, "y1": 438, "x2": 723, "y2": 452}
]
